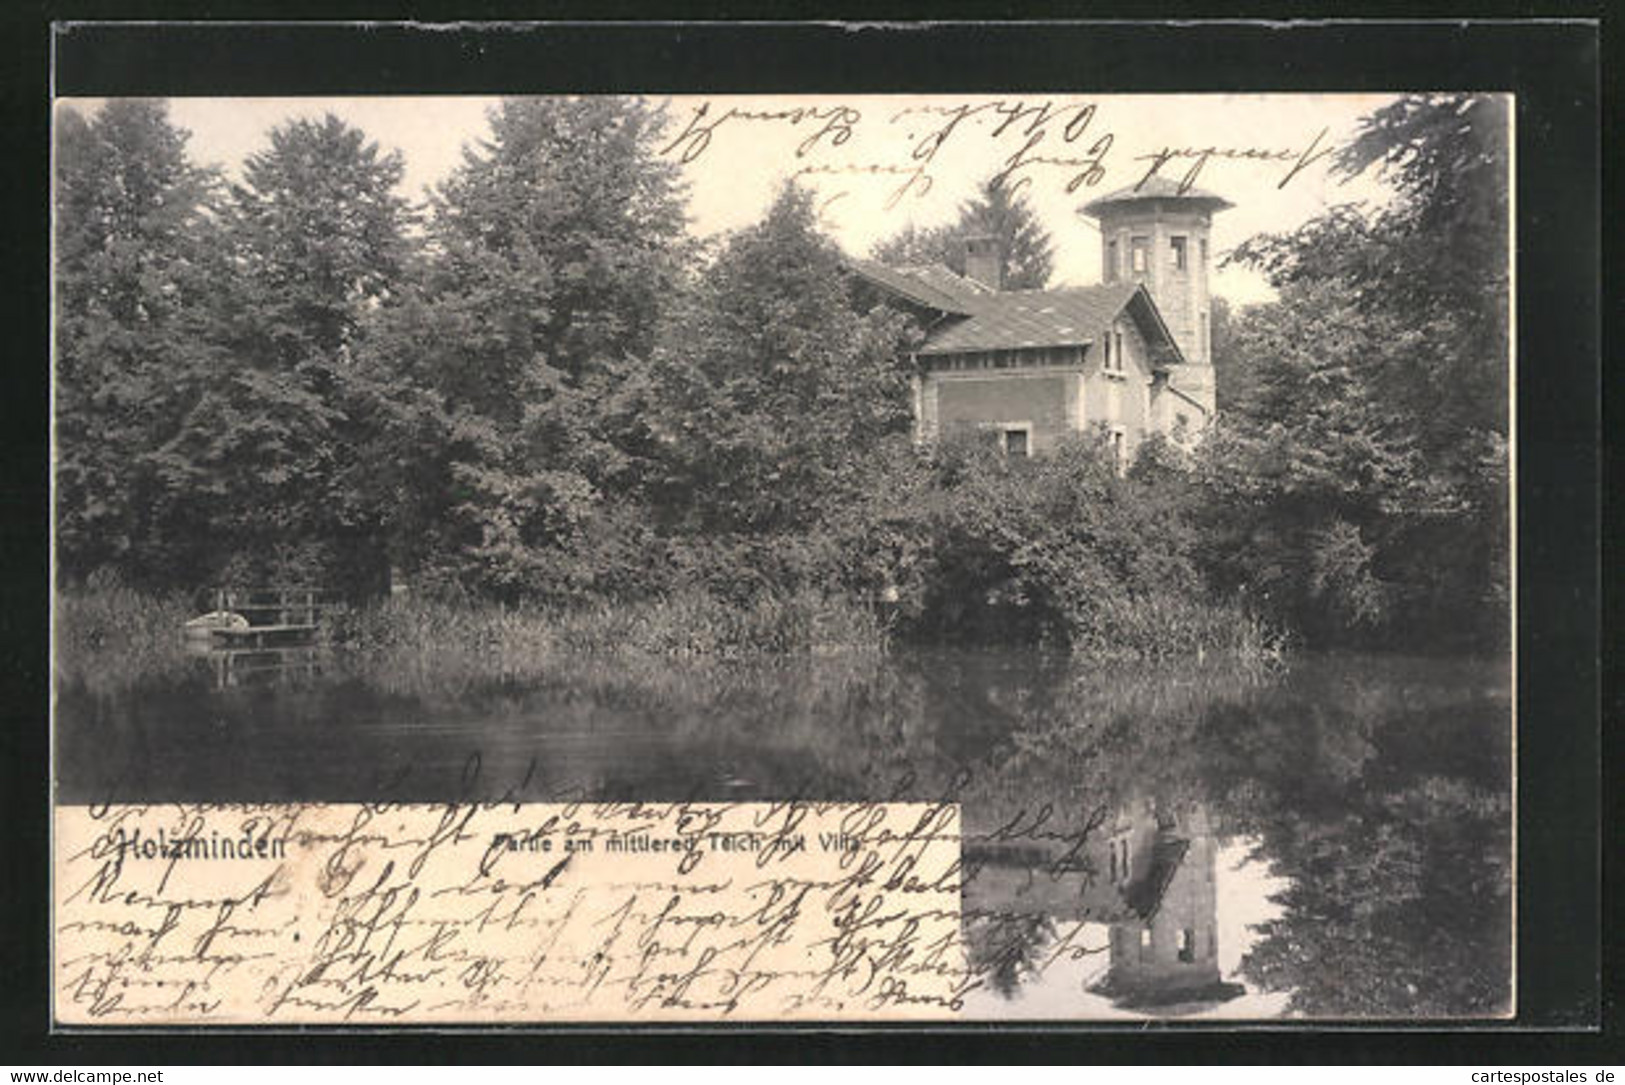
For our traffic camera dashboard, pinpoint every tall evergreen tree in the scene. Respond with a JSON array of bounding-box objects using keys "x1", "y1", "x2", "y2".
[{"x1": 871, "y1": 176, "x2": 1055, "y2": 289}]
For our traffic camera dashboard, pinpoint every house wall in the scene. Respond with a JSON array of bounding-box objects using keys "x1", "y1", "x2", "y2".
[
  {"x1": 920, "y1": 321, "x2": 1168, "y2": 460},
  {"x1": 1150, "y1": 381, "x2": 1206, "y2": 450},
  {"x1": 1081, "y1": 314, "x2": 1155, "y2": 464},
  {"x1": 921, "y1": 350, "x2": 1086, "y2": 454}
]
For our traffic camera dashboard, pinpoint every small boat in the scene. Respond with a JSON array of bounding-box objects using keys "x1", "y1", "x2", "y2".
[{"x1": 183, "y1": 610, "x2": 250, "y2": 639}]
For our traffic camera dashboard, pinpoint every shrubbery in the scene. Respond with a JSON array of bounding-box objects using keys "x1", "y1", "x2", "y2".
[{"x1": 54, "y1": 95, "x2": 1506, "y2": 659}]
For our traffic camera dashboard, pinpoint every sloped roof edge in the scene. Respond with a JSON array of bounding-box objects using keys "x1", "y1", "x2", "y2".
[{"x1": 844, "y1": 257, "x2": 981, "y2": 315}]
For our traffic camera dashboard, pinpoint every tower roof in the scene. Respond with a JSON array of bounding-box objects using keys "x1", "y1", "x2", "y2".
[{"x1": 1080, "y1": 177, "x2": 1235, "y2": 217}]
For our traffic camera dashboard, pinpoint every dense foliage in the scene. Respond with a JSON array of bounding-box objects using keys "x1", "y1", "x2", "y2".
[
  {"x1": 54, "y1": 94, "x2": 1509, "y2": 656},
  {"x1": 1205, "y1": 94, "x2": 1510, "y2": 651}
]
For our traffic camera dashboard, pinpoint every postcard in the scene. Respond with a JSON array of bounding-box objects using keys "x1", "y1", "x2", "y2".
[{"x1": 52, "y1": 87, "x2": 1515, "y2": 1025}]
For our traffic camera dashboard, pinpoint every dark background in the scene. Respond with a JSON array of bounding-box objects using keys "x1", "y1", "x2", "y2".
[{"x1": 4, "y1": 13, "x2": 1608, "y2": 1064}]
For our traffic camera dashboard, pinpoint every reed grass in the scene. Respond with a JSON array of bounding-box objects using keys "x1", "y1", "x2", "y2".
[
  {"x1": 1066, "y1": 591, "x2": 1290, "y2": 669},
  {"x1": 54, "y1": 582, "x2": 195, "y2": 690},
  {"x1": 331, "y1": 587, "x2": 887, "y2": 675}
]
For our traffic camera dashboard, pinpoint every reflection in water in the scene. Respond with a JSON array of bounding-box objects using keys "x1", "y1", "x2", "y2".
[
  {"x1": 53, "y1": 646, "x2": 1510, "y2": 1019},
  {"x1": 962, "y1": 799, "x2": 1243, "y2": 1017}
]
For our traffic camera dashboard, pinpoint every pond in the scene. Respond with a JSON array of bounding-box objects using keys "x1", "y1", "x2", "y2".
[{"x1": 54, "y1": 646, "x2": 1512, "y2": 1021}]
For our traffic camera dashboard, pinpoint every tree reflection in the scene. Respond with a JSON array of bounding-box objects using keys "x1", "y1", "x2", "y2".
[
  {"x1": 56, "y1": 642, "x2": 1510, "y2": 1018},
  {"x1": 1197, "y1": 659, "x2": 1512, "y2": 1017}
]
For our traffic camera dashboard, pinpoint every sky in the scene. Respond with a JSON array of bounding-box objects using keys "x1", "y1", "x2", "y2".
[{"x1": 65, "y1": 93, "x2": 1404, "y2": 306}]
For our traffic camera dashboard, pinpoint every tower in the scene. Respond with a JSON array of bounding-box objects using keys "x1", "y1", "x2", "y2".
[{"x1": 1081, "y1": 179, "x2": 1232, "y2": 416}]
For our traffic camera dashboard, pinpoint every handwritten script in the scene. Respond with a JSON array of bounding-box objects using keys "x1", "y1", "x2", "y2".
[
  {"x1": 55, "y1": 802, "x2": 976, "y2": 1022},
  {"x1": 658, "y1": 97, "x2": 1340, "y2": 210}
]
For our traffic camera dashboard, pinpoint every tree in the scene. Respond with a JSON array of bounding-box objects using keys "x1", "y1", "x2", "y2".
[
  {"x1": 1207, "y1": 94, "x2": 1511, "y2": 648},
  {"x1": 132, "y1": 114, "x2": 420, "y2": 592},
  {"x1": 377, "y1": 96, "x2": 692, "y2": 599},
  {"x1": 649, "y1": 184, "x2": 916, "y2": 546},
  {"x1": 53, "y1": 100, "x2": 224, "y2": 585},
  {"x1": 872, "y1": 176, "x2": 1055, "y2": 289}
]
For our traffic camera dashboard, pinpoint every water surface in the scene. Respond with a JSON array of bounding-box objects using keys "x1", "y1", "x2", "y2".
[{"x1": 55, "y1": 646, "x2": 1512, "y2": 1020}]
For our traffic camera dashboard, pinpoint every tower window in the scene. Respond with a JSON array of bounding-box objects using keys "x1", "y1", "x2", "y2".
[
  {"x1": 1130, "y1": 236, "x2": 1149, "y2": 273},
  {"x1": 1106, "y1": 240, "x2": 1118, "y2": 282},
  {"x1": 1201, "y1": 238, "x2": 1209, "y2": 263},
  {"x1": 1171, "y1": 235, "x2": 1188, "y2": 270},
  {"x1": 1178, "y1": 929, "x2": 1196, "y2": 963}
]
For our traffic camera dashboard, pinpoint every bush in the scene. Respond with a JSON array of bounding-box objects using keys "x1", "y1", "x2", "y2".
[{"x1": 822, "y1": 433, "x2": 1280, "y2": 661}]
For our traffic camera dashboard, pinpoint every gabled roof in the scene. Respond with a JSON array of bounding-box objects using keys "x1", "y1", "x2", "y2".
[
  {"x1": 917, "y1": 282, "x2": 1140, "y2": 355},
  {"x1": 917, "y1": 282, "x2": 1187, "y2": 369},
  {"x1": 1080, "y1": 177, "x2": 1235, "y2": 216},
  {"x1": 845, "y1": 258, "x2": 989, "y2": 315},
  {"x1": 849, "y1": 257, "x2": 1188, "y2": 366}
]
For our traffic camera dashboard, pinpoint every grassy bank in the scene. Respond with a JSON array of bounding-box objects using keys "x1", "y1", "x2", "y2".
[
  {"x1": 53, "y1": 581, "x2": 1284, "y2": 693},
  {"x1": 332, "y1": 587, "x2": 887, "y2": 663}
]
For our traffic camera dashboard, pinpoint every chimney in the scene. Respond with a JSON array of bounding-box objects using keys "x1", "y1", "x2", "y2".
[{"x1": 962, "y1": 234, "x2": 1003, "y2": 291}]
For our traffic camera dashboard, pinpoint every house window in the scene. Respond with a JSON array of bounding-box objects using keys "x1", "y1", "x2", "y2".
[
  {"x1": 1003, "y1": 428, "x2": 1029, "y2": 458},
  {"x1": 1178, "y1": 929, "x2": 1196, "y2": 963},
  {"x1": 1171, "y1": 235, "x2": 1187, "y2": 270},
  {"x1": 1106, "y1": 240, "x2": 1118, "y2": 282},
  {"x1": 1104, "y1": 326, "x2": 1125, "y2": 375},
  {"x1": 1130, "y1": 236, "x2": 1149, "y2": 273},
  {"x1": 1110, "y1": 428, "x2": 1126, "y2": 475}
]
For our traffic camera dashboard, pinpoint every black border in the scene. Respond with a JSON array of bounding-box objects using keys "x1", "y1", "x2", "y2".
[{"x1": 5, "y1": 16, "x2": 1609, "y2": 1064}]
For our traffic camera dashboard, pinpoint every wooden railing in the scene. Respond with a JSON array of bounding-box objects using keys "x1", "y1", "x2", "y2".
[{"x1": 210, "y1": 586, "x2": 343, "y2": 629}]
